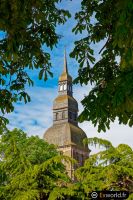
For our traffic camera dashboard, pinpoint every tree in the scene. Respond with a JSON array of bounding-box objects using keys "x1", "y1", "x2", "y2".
[
  {"x1": 61, "y1": 138, "x2": 133, "y2": 200},
  {"x1": 70, "y1": 0, "x2": 133, "y2": 132},
  {"x1": 0, "y1": 0, "x2": 70, "y2": 127},
  {"x1": 0, "y1": 128, "x2": 71, "y2": 199}
]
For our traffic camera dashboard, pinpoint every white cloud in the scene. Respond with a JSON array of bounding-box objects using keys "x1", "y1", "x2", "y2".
[{"x1": 7, "y1": 86, "x2": 57, "y2": 137}]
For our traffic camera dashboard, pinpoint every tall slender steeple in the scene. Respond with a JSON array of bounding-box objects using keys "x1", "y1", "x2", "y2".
[
  {"x1": 44, "y1": 50, "x2": 90, "y2": 179},
  {"x1": 64, "y1": 48, "x2": 68, "y2": 74},
  {"x1": 59, "y1": 50, "x2": 72, "y2": 96}
]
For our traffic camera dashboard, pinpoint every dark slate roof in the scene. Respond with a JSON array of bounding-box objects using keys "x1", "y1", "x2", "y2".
[{"x1": 44, "y1": 122, "x2": 89, "y2": 151}]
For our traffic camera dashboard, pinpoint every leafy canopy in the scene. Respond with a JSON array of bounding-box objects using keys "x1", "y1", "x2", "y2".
[
  {"x1": 70, "y1": 0, "x2": 133, "y2": 132},
  {"x1": 0, "y1": 128, "x2": 70, "y2": 200},
  {"x1": 0, "y1": 129, "x2": 132, "y2": 199},
  {"x1": 62, "y1": 138, "x2": 133, "y2": 200},
  {"x1": 0, "y1": 0, "x2": 70, "y2": 127}
]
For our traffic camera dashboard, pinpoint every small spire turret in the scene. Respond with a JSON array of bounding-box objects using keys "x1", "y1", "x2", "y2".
[
  {"x1": 59, "y1": 49, "x2": 72, "y2": 82},
  {"x1": 58, "y1": 49, "x2": 73, "y2": 96}
]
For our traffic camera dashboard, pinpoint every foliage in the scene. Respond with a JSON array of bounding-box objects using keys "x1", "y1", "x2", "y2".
[
  {"x1": 0, "y1": 130, "x2": 132, "y2": 199},
  {"x1": 70, "y1": 0, "x2": 133, "y2": 131},
  {"x1": 0, "y1": 128, "x2": 71, "y2": 200},
  {"x1": 0, "y1": 0, "x2": 71, "y2": 127},
  {"x1": 63, "y1": 138, "x2": 133, "y2": 199}
]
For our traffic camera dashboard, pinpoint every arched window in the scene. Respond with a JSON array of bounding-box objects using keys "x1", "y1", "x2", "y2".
[
  {"x1": 68, "y1": 85, "x2": 70, "y2": 91},
  {"x1": 62, "y1": 111, "x2": 65, "y2": 119},
  {"x1": 64, "y1": 84, "x2": 67, "y2": 90},
  {"x1": 69, "y1": 112, "x2": 72, "y2": 119},
  {"x1": 56, "y1": 112, "x2": 59, "y2": 120},
  {"x1": 60, "y1": 85, "x2": 63, "y2": 91},
  {"x1": 70, "y1": 85, "x2": 72, "y2": 92}
]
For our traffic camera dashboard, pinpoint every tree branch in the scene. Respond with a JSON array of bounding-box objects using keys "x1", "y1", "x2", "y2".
[{"x1": 99, "y1": 36, "x2": 110, "y2": 54}]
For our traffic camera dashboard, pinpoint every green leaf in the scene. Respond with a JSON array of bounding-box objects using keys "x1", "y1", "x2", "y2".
[{"x1": 39, "y1": 69, "x2": 44, "y2": 80}]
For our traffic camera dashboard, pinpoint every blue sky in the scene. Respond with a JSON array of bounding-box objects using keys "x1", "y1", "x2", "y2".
[{"x1": 6, "y1": 0, "x2": 133, "y2": 152}]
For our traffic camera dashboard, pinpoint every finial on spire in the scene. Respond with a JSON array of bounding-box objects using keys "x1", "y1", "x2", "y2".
[{"x1": 64, "y1": 47, "x2": 68, "y2": 74}]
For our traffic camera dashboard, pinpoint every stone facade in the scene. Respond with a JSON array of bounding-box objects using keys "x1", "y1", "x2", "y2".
[{"x1": 43, "y1": 50, "x2": 90, "y2": 179}]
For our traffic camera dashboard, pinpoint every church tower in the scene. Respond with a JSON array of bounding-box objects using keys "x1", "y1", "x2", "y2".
[{"x1": 44, "y1": 50, "x2": 90, "y2": 179}]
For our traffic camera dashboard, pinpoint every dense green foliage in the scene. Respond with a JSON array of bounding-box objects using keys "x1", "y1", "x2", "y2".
[
  {"x1": 63, "y1": 138, "x2": 133, "y2": 199},
  {"x1": 0, "y1": 0, "x2": 70, "y2": 126},
  {"x1": 70, "y1": 0, "x2": 133, "y2": 131},
  {"x1": 0, "y1": 129, "x2": 132, "y2": 199},
  {"x1": 0, "y1": 129, "x2": 70, "y2": 200}
]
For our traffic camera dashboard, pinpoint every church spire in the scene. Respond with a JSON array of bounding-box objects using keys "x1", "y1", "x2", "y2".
[
  {"x1": 58, "y1": 49, "x2": 73, "y2": 96},
  {"x1": 59, "y1": 49, "x2": 72, "y2": 83},
  {"x1": 63, "y1": 48, "x2": 68, "y2": 74}
]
